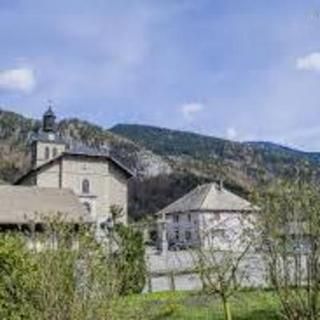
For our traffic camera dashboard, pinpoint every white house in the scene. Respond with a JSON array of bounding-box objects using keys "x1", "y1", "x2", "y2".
[{"x1": 156, "y1": 182, "x2": 258, "y2": 251}]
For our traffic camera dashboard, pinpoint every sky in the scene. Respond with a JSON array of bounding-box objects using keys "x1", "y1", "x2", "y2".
[{"x1": 1, "y1": 1, "x2": 320, "y2": 151}]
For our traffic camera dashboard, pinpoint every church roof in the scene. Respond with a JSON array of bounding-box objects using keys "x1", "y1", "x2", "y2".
[
  {"x1": 66, "y1": 144, "x2": 110, "y2": 157},
  {"x1": 31, "y1": 131, "x2": 66, "y2": 144},
  {"x1": 156, "y1": 183, "x2": 256, "y2": 216},
  {"x1": 43, "y1": 106, "x2": 55, "y2": 117},
  {"x1": 63, "y1": 150, "x2": 134, "y2": 177},
  {"x1": 15, "y1": 150, "x2": 134, "y2": 185},
  {"x1": 0, "y1": 186, "x2": 91, "y2": 224}
]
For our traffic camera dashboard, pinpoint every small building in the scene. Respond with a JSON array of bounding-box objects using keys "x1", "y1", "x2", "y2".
[
  {"x1": 14, "y1": 106, "x2": 134, "y2": 226},
  {"x1": 156, "y1": 182, "x2": 257, "y2": 251},
  {"x1": 0, "y1": 185, "x2": 89, "y2": 225},
  {"x1": 0, "y1": 185, "x2": 90, "y2": 249}
]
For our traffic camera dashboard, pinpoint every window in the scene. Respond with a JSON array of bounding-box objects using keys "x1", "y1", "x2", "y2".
[
  {"x1": 175, "y1": 229, "x2": 179, "y2": 240},
  {"x1": 173, "y1": 214, "x2": 179, "y2": 223},
  {"x1": 188, "y1": 213, "x2": 191, "y2": 223},
  {"x1": 83, "y1": 202, "x2": 91, "y2": 214},
  {"x1": 52, "y1": 147, "x2": 58, "y2": 157},
  {"x1": 185, "y1": 230, "x2": 192, "y2": 241},
  {"x1": 45, "y1": 146, "x2": 50, "y2": 160},
  {"x1": 82, "y1": 179, "x2": 90, "y2": 194}
]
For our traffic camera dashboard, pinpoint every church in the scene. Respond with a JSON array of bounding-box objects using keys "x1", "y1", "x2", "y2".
[{"x1": 0, "y1": 106, "x2": 133, "y2": 227}]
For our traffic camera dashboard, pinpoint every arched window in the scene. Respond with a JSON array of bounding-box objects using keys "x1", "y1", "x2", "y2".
[
  {"x1": 83, "y1": 202, "x2": 91, "y2": 214},
  {"x1": 45, "y1": 146, "x2": 50, "y2": 160},
  {"x1": 82, "y1": 179, "x2": 90, "y2": 194},
  {"x1": 52, "y1": 147, "x2": 58, "y2": 157}
]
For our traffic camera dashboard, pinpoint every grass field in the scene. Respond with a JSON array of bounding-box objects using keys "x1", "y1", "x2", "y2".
[{"x1": 120, "y1": 290, "x2": 281, "y2": 320}]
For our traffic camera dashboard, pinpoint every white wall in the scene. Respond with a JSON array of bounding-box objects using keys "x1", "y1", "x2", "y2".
[
  {"x1": 162, "y1": 211, "x2": 256, "y2": 251},
  {"x1": 165, "y1": 212, "x2": 200, "y2": 247},
  {"x1": 37, "y1": 161, "x2": 60, "y2": 188},
  {"x1": 201, "y1": 211, "x2": 256, "y2": 251},
  {"x1": 35, "y1": 141, "x2": 66, "y2": 167}
]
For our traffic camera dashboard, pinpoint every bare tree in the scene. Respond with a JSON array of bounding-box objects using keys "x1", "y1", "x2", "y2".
[
  {"x1": 192, "y1": 213, "x2": 258, "y2": 320},
  {"x1": 256, "y1": 180, "x2": 320, "y2": 320}
]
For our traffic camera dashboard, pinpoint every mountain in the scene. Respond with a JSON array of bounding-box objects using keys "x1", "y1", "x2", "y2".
[
  {"x1": 1, "y1": 109, "x2": 320, "y2": 220},
  {"x1": 111, "y1": 124, "x2": 320, "y2": 184}
]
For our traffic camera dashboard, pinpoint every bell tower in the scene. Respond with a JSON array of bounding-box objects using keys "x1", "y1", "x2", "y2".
[
  {"x1": 31, "y1": 105, "x2": 66, "y2": 168},
  {"x1": 43, "y1": 106, "x2": 56, "y2": 133}
]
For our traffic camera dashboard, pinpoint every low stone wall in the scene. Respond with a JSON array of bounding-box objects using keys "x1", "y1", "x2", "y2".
[
  {"x1": 144, "y1": 247, "x2": 268, "y2": 292},
  {"x1": 144, "y1": 272, "x2": 203, "y2": 293}
]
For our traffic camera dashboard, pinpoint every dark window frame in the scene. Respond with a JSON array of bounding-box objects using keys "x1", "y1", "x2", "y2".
[
  {"x1": 83, "y1": 201, "x2": 91, "y2": 213},
  {"x1": 82, "y1": 179, "x2": 90, "y2": 194},
  {"x1": 45, "y1": 146, "x2": 50, "y2": 160}
]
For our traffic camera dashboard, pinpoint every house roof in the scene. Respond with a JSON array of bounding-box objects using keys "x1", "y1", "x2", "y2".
[
  {"x1": 156, "y1": 183, "x2": 256, "y2": 216},
  {"x1": 0, "y1": 186, "x2": 91, "y2": 224},
  {"x1": 15, "y1": 150, "x2": 134, "y2": 185}
]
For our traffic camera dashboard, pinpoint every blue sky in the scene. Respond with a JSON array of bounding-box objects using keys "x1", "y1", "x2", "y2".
[{"x1": 1, "y1": 1, "x2": 320, "y2": 150}]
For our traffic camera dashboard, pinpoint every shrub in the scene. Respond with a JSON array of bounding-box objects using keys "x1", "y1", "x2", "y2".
[
  {"x1": 0, "y1": 233, "x2": 37, "y2": 319},
  {"x1": 0, "y1": 218, "x2": 147, "y2": 319},
  {"x1": 114, "y1": 224, "x2": 146, "y2": 295}
]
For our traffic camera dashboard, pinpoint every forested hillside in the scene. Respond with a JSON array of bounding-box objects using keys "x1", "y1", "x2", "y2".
[
  {"x1": 111, "y1": 124, "x2": 320, "y2": 183},
  {"x1": 1, "y1": 109, "x2": 320, "y2": 220}
]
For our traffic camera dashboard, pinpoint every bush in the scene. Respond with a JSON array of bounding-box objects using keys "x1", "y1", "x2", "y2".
[
  {"x1": 114, "y1": 224, "x2": 146, "y2": 295},
  {"x1": 0, "y1": 219, "x2": 147, "y2": 319},
  {"x1": 0, "y1": 233, "x2": 37, "y2": 319}
]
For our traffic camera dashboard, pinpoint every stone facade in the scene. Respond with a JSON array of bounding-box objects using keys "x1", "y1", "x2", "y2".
[
  {"x1": 23, "y1": 156, "x2": 128, "y2": 223},
  {"x1": 32, "y1": 139, "x2": 66, "y2": 167}
]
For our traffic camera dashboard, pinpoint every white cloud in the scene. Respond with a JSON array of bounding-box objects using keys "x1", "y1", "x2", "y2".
[
  {"x1": 0, "y1": 67, "x2": 36, "y2": 93},
  {"x1": 296, "y1": 52, "x2": 320, "y2": 72},
  {"x1": 180, "y1": 102, "x2": 204, "y2": 121},
  {"x1": 226, "y1": 127, "x2": 238, "y2": 140}
]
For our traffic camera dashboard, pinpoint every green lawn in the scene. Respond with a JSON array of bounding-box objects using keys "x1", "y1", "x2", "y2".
[{"x1": 119, "y1": 290, "x2": 280, "y2": 320}]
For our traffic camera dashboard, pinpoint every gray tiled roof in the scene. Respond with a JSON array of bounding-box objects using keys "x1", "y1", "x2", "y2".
[
  {"x1": 15, "y1": 146, "x2": 134, "y2": 185},
  {"x1": 67, "y1": 144, "x2": 110, "y2": 157},
  {"x1": 157, "y1": 183, "x2": 255, "y2": 216},
  {"x1": 31, "y1": 131, "x2": 65, "y2": 144},
  {"x1": 0, "y1": 186, "x2": 91, "y2": 224},
  {"x1": 63, "y1": 149, "x2": 134, "y2": 177}
]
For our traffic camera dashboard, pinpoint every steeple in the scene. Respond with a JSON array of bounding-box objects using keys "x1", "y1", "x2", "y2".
[
  {"x1": 42, "y1": 104, "x2": 56, "y2": 133},
  {"x1": 31, "y1": 104, "x2": 66, "y2": 168}
]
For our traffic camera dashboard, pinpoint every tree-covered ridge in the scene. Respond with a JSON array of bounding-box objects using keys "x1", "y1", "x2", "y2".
[
  {"x1": 111, "y1": 123, "x2": 233, "y2": 158},
  {"x1": 1, "y1": 108, "x2": 320, "y2": 220},
  {"x1": 0, "y1": 109, "x2": 37, "y2": 182},
  {"x1": 111, "y1": 123, "x2": 320, "y2": 184},
  {"x1": 111, "y1": 124, "x2": 319, "y2": 163}
]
